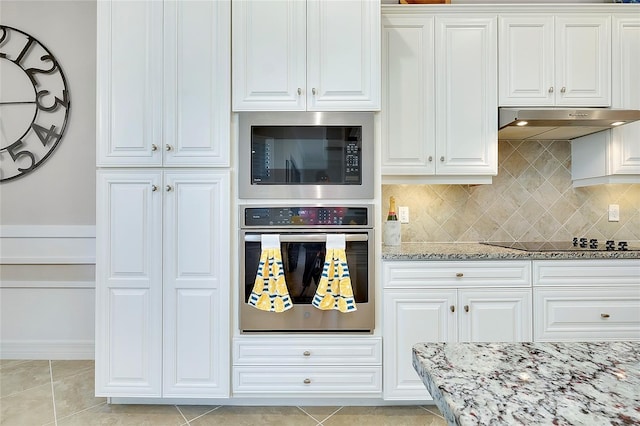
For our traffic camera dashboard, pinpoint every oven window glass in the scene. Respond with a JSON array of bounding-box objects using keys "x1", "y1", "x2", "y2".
[
  {"x1": 243, "y1": 237, "x2": 369, "y2": 305},
  {"x1": 251, "y1": 126, "x2": 362, "y2": 186}
]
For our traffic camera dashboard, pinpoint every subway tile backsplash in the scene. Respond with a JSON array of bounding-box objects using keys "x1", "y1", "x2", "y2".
[{"x1": 382, "y1": 140, "x2": 640, "y2": 243}]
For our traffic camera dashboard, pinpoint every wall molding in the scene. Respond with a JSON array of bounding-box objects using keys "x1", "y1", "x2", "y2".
[
  {"x1": 0, "y1": 340, "x2": 95, "y2": 360},
  {"x1": 0, "y1": 225, "x2": 96, "y2": 264}
]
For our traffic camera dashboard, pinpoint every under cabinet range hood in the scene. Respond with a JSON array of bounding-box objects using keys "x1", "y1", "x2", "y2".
[{"x1": 498, "y1": 108, "x2": 640, "y2": 141}]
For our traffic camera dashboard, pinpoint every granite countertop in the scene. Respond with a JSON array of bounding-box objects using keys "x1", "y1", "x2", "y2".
[
  {"x1": 382, "y1": 242, "x2": 640, "y2": 260},
  {"x1": 412, "y1": 341, "x2": 640, "y2": 426}
]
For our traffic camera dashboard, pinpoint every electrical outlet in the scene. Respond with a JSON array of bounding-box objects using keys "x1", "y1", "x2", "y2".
[
  {"x1": 399, "y1": 206, "x2": 409, "y2": 223},
  {"x1": 608, "y1": 204, "x2": 620, "y2": 222}
]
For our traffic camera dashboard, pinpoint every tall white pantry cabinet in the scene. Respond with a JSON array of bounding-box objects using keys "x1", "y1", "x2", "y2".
[{"x1": 95, "y1": 1, "x2": 231, "y2": 398}]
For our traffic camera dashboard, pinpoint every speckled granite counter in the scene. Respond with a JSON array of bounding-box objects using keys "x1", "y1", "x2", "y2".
[
  {"x1": 412, "y1": 341, "x2": 640, "y2": 426},
  {"x1": 382, "y1": 242, "x2": 640, "y2": 260}
]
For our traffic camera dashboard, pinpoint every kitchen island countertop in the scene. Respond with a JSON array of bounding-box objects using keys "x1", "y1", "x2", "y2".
[
  {"x1": 382, "y1": 242, "x2": 640, "y2": 260},
  {"x1": 412, "y1": 341, "x2": 640, "y2": 426}
]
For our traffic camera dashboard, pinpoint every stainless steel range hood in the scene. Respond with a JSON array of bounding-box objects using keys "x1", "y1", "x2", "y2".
[{"x1": 498, "y1": 108, "x2": 640, "y2": 140}]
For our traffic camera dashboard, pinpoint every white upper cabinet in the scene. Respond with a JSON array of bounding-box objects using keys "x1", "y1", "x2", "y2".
[
  {"x1": 571, "y1": 14, "x2": 640, "y2": 187},
  {"x1": 232, "y1": 0, "x2": 380, "y2": 111},
  {"x1": 382, "y1": 12, "x2": 497, "y2": 182},
  {"x1": 97, "y1": 0, "x2": 230, "y2": 166},
  {"x1": 499, "y1": 14, "x2": 611, "y2": 106}
]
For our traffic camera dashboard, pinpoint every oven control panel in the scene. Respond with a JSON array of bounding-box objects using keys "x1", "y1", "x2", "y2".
[{"x1": 244, "y1": 206, "x2": 369, "y2": 227}]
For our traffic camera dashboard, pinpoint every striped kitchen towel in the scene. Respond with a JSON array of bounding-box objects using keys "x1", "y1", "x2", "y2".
[
  {"x1": 248, "y1": 234, "x2": 293, "y2": 313},
  {"x1": 312, "y1": 234, "x2": 357, "y2": 313}
]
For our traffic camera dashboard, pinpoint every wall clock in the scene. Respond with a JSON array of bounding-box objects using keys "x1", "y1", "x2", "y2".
[{"x1": 0, "y1": 25, "x2": 70, "y2": 182}]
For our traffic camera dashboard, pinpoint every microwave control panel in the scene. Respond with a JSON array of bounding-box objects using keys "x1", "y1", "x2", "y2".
[{"x1": 244, "y1": 206, "x2": 369, "y2": 227}]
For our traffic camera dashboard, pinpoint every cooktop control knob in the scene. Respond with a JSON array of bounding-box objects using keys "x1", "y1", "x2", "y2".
[
  {"x1": 606, "y1": 240, "x2": 615, "y2": 251},
  {"x1": 579, "y1": 237, "x2": 588, "y2": 248},
  {"x1": 589, "y1": 239, "x2": 598, "y2": 249},
  {"x1": 618, "y1": 241, "x2": 629, "y2": 251},
  {"x1": 572, "y1": 237, "x2": 578, "y2": 246}
]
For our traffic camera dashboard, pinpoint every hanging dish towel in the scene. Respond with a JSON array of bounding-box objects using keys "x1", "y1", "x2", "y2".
[
  {"x1": 312, "y1": 234, "x2": 357, "y2": 313},
  {"x1": 248, "y1": 234, "x2": 293, "y2": 313}
]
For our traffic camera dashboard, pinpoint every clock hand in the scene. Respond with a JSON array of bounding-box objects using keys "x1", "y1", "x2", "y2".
[{"x1": 0, "y1": 101, "x2": 36, "y2": 105}]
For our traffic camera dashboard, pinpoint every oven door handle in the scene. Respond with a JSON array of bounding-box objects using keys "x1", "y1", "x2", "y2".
[{"x1": 243, "y1": 234, "x2": 369, "y2": 243}]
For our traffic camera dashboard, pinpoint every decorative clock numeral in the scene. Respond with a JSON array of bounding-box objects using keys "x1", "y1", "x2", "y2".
[{"x1": 0, "y1": 25, "x2": 70, "y2": 182}]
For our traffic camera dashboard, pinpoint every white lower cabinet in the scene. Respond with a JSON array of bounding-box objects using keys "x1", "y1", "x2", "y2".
[
  {"x1": 382, "y1": 261, "x2": 532, "y2": 400},
  {"x1": 96, "y1": 169, "x2": 230, "y2": 398},
  {"x1": 533, "y1": 259, "x2": 640, "y2": 342},
  {"x1": 232, "y1": 336, "x2": 382, "y2": 396}
]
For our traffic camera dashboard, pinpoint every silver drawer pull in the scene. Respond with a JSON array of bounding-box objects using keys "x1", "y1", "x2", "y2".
[
  {"x1": 601, "y1": 313, "x2": 610, "y2": 319},
  {"x1": 303, "y1": 351, "x2": 311, "y2": 356},
  {"x1": 303, "y1": 378, "x2": 311, "y2": 384},
  {"x1": 456, "y1": 273, "x2": 463, "y2": 278}
]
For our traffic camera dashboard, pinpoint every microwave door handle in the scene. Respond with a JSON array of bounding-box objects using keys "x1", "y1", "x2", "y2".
[{"x1": 243, "y1": 234, "x2": 369, "y2": 243}]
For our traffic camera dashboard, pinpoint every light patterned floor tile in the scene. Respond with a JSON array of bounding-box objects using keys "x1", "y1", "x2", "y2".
[
  {"x1": 0, "y1": 382, "x2": 55, "y2": 426},
  {"x1": 298, "y1": 406, "x2": 342, "y2": 423},
  {"x1": 322, "y1": 405, "x2": 447, "y2": 426},
  {"x1": 0, "y1": 360, "x2": 51, "y2": 398},
  {"x1": 175, "y1": 405, "x2": 221, "y2": 422},
  {"x1": 189, "y1": 406, "x2": 317, "y2": 426},
  {"x1": 52, "y1": 367, "x2": 106, "y2": 419},
  {"x1": 55, "y1": 403, "x2": 186, "y2": 426},
  {"x1": 51, "y1": 360, "x2": 94, "y2": 381}
]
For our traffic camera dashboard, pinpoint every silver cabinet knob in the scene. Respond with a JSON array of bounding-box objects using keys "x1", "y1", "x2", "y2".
[
  {"x1": 450, "y1": 305, "x2": 455, "y2": 313},
  {"x1": 548, "y1": 87, "x2": 554, "y2": 93},
  {"x1": 456, "y1": 272, "x2": 463, "y2": 278},
  {"x1": 560, "y1": 87, "x2": 566, "y2": 93},
  {"x1": 428, "y1": 156, "x2": 433, "y2": 162},
  {"x1": 312, "y1": 88, "x2": 317, "y2": 95},
  {"x1": 151, "y1": 184, "x2": 158, "y2": 192},
  {"x1": 303, "y1": 378, "x2": 311, "y2": 384},
  {"x1": 464, "y1": 305, "x2": 469, "y2": 313},
  {"x1": 303, "y1": 351, "x2": 311, "y2": 356},
  {"x1": 165, "y1": 144, "x2": 173, "y2": 151},
  {"x1": 440, "y1": 156, "x2": 445, "y2": 162},
  {"x1": 297, "y1": 88, "x2": 302, "y2": 95},
  {"x1": 166, "y1": 185, "x2": 173, "y2": 192},
  {"x1": 151, "y1": 144, "x2": 158, "y2": 151},
  {"x1": 601, "y1": 313, "x2": 610, "y2": 319}
]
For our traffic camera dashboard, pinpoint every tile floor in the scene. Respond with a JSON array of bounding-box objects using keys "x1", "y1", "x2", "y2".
[{"x1": 0, "y1": 360, "x2": 446, "y2": 425}]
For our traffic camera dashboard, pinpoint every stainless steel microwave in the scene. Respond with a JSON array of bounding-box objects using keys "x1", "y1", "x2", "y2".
[{"x1": 238, "y1": 112, "x2": 374, "y2": 199}]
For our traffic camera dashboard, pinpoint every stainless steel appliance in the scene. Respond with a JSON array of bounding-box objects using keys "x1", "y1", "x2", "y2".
[
  {"x1": 239, "y1": 205, "x2": 374, "y2": 332},
  {"x1": 498, "y1": 107, "x2": 640, "y2": 140},
  {"x1": 238, "y1": 112, "x2": 374, "y2": 199},
  {"x1": 482, "y1": 238, "x2": 639, "y2": 252}
]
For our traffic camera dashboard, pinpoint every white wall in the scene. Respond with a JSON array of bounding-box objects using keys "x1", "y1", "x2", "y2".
[{"x1": 0, "y1": 1, "x2": 97, "y2": 359}]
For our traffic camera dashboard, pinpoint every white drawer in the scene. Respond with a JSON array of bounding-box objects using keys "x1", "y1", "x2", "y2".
[
  {"x1": 533, "y1": 259, "x2": 640, "y2": 287},
  {"x1": 383, "y1": 260, "x2": 531, "y2": 288},
  {"x1": 233, "y1": 366, "x2": 382, "y2": 394},
  {"x1": 233, "y1": 336, "x2": 382, "y2": 365},
  {"x1": 534, "y1": 287, "x2": 640, "y2": 341}
]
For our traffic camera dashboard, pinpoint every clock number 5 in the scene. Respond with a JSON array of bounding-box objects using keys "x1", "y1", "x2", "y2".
[{"x1": 5, "y1": 141, "x2": 36, "y2": 172}]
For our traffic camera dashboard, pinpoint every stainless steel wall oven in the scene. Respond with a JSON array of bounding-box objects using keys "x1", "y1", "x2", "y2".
[
  {"x1": 238, "y1": 112, "x2": 374, "y2": 200},
  {"x1": 239, "y1": 205, "x2": 374, "y2": 332}
]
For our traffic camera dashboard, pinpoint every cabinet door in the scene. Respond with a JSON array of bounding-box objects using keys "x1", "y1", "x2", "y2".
[
  {"x1": 555, "y1": 15, "x2": 611, "y2": 106},
  {"x1": 163, "y1": 0, "x2": 230, "y2": 166},
  {"x1": 163, "y1": 171, "x2": 230, "y2": 397},
  {"x1": 95, "y1": 170, "x2": 163, "y2": 397},
  {"x1": 498, "y1": 15, "x2": 554, "y2": 106},
  {"x1": 97, "y1": 1, "x2": 163, "y2": 166},
  {"x1": 610, "y1": 15, "x2": 640, "y2": 175},
  {"x1": 383, "y1": 289, "x2": 456, "y2": 400},
  {"x1": 381, "y1": 14, "x2": 435, "y2": 175},
  {"x1": 435, "y1": 16, "x2": 497, "y2": 176},
  {"x1": 458, "y1": 289, "x2": 532, "y2": 342},
  {"x1": 232, "y1": 0, "x2": 306, "y2": 111},
  {"x1": 306, "y1": 0, "x2": 381, "y2": 111}
]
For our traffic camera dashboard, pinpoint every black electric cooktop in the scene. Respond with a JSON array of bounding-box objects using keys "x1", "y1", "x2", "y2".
[{"x1": 481, "y1": 240, "x2": 639, "y2": 252}]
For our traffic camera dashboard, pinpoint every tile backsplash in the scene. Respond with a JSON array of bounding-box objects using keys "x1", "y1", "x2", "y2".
[{"x1": 382, "y1": 140, "x2": 640, "y2": 243}]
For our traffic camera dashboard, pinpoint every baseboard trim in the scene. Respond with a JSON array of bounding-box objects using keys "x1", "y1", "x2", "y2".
[{"x1": 0, "y1": 340, "x2": 95, "y2": 360}]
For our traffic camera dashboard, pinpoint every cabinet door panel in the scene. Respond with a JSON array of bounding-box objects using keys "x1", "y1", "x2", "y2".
[
  {"x1": 95, "y1": 171, "x2": 162, "y2": 396},
  {"x1": 435, "y1": 16, "x2": 497, "y2": 175},
  {"x1": 232, "y1": 0, "x2": 306, "y2": 110},
  {"x1": 555, "y1": 16, "x2": 610, "y2": 106},
  {"x1": 459, "y1": 289, "x2": 532, "y2": 342},
  {"x1": 307, "y1": 0, "x2": 380, "y2": 111},
  {"x1": 381, "y1": 15, "x2": 435, "y2": 174},
  {"x1": 97, "y1": 1, "x2": 163, "y2": 166},
  {"x1": 163, "y1": 171, "x2": 230, "y2": 397},
  {"x1": 383, "y1": 290, "x2": 456, "y2": 400},
  {"x1": 164, "y1": 0, "x2": 230, "y2": 166},
  {"x1": 499, "y1": 15, "x2": 554, "y2": 106}
]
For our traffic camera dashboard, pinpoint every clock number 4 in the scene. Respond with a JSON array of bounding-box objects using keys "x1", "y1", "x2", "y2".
[
  {"x1": 32, "y1": 123, "x2": 60, "y2": 147},
  {"x1": 6, "y1": 141, "x2": 35, "y2": 172}
]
